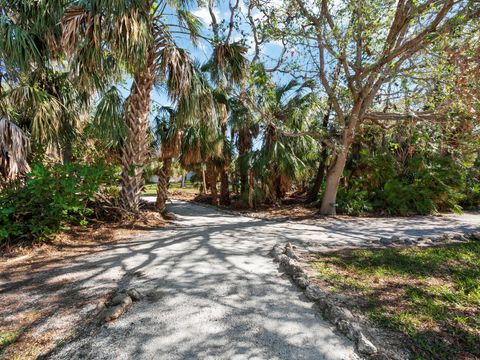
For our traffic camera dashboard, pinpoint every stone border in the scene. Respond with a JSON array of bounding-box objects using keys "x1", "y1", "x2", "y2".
[
  {"x1": 375, "y1": 230, "x2": 480, "y2": 247},
  {"x1": 97, "y1": 288, "x2": 143, "y2": 323},
  {"x1": 271, "y1": 243, "x2": 385, "y2": 358},
  {"x1": 271, "y1": 231, "x2": 480, "y2": 359}
]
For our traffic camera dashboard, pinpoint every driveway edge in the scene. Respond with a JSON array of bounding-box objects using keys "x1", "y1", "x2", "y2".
[{"x1": 270, "y1": 243, "x2": 409, "y2": 360}]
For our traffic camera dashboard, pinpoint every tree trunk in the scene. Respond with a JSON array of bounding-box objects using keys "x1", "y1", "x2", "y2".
[
  {"x1": 248, "y1": 168, "x2": 255, "y2": 208},
  {"x1": 274, "y1": 172, "x2": 283, "y2": 202},
  {"x1": 318, "y1": 100, "x2": 357, "y2": 215},
  {"x1": 156, "y1": 157, "x2": 172, "y2": 214},
  {"x1": 240, "y1": 171, "x2": 248, "y2": 194},
  {"x1": 62, "y1": 141, "x2": 73, "y2": 164},
  {"x1": 219, "y1": 121, "x2": 230, "y2": 205},
  {"x1": 181, "y1": 172, "x2": 186, "y2": 188},
  {"x1": 207, "y1": 162, "x2": 218, "y2": 204},
  {"x1": 219, "y1": 167, "x2": 230, "y2": 205},
  {"x1": 308, "y1": 93, "x2": 334, "y2": 203},
  {"x1": 201, "y1": 165, "x2": 207, "y2": 194},
  {"x1": 319, "y1": 143, "x2": 350, "y2": 215},
  {"x1": 319, "y1": 151, "x2": 347, "y2": 215},
  {"x1": 120, "y1": 49, "x2": 155, "y2": 213},
  {"x1": 238, "y1": 128, "x2": 251, "y2": 195},
  {"x1": 307, "y1": 147, "x2": 328, "y2": 203}
]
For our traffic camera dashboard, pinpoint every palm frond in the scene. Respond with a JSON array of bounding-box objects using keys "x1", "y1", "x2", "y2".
[
  {"x1": 160, "y1": 61, "x2": 219, "y2": 128},
  {"x1": 153, "y1": 106, "x2": 182, "y2": 159},
  {"x1": 9, "y1": 83, "x2": 63, "y2": 143},
  {"x1": 0, "y1": 117, "x2": 31, "y2": 181},
  {"x1": 0, "y1": 19, "x2": 42, "y2": 72},
  {"x1": 158, "y1": 44, "x2": 194, "y2": 101},
  {"x1": 177, "y1": 9, "x2": 202, "y2": 46},
  {"x1": 93, "y1": 86, "x2": 126, "y2": 147},
  {"x1": 209, "y1": 42, "x2": 249, "y2": 85}
]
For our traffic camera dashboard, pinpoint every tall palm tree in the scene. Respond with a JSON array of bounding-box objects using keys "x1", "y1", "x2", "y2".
[
  {"x1": 203, "y1": 40, "x2": 248, "y2": 205},
  {"x1": 62, "y1": 0, "x2": 202, "y2": 213},
  {"x1": 230, "y1": 93, "x2": 259, "y2": 197},
  {"x1": 152, "y1": 107, "x2": 180, "y2": 215},
  {"x1": 152, "y1": 64, "x2": 220, "y2": 213}
]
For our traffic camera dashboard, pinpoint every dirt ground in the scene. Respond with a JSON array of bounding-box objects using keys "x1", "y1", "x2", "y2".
[
  {"x1": 169, "y1": 190, "x2": 322, "y2": 221},
  {"x1": 2, "y1": 194, "x2": 478, "y2": 359},
  {"x1": 0, "y1": 209, "x2": 167, "y2": 360}
]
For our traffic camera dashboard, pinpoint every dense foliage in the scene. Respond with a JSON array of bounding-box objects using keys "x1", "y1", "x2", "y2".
[
  {"x1": 337, "y1": 151, "x2": 478, "y2": 216},
  {"x1": 0, "y1": 0, "x2": 479, "y2": 245},
  {"x1": 0, "y1": 162, "x2": 116, "y2": 243}
]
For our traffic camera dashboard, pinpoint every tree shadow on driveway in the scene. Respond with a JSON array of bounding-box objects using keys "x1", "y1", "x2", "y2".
[{"x1": 2, "y1": 200, "x2": 478, "y2": 359}]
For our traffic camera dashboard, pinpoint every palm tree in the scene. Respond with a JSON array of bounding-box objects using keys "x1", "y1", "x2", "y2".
[
  {"x1": 152, "y1": 107, "x2": 181, "y2": 215},
  {"x1": 150, "y1": 41, "x2": 248, "y2": 211},
  {"x1": 62, "y1": 0, "x2": 202, "y2": 213},
  {"x1": 253, "y1": 79, "x2": 319, "y2": 204},
  {"x1": 0, "y1": 0, "x2": 92, "y2": 175},
  {"x1": 203, "y1": 42, "x2": 248, "y2": 205},
  {"x1": 230, "y1": 94, "x2": 259, "y2": 198},
  {"x1": 151, "y1": 63, "x2": 221, "y2": 213}
]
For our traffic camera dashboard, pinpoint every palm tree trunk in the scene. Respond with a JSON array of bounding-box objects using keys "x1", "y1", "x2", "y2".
[
  {"x1": 201, "y1": 165, "x2": 207, "y2": 194},
  {"x1": 240, "y1": 171, "x2": 248, "y2": 194},
  {"x1": 274, "y1": 171, "x2": 283, "y2": 201},
  {"x1": 248, "y1": 168, "x2": 255, "y2": 208},
  {"x1": 156, "y1": 157, "x2": 172, "y2": 214},
  {"x1": 120, "y1": 49, "x2": 156, "y2": 213},
  {"x1": 238, "y1": 128, "x2": 250, "y2": 195},
  {"x1": 181, "y1": 172, "x2": 186, "y2": 188},
  {"x1": 219, "y1": 122, "x2": 230, "y2": 205},
  {"x1": 207, "y1": 161, "x2": 218, "y2": 204},
  {"x1": 219, "y1": 167, "x2": 230, "y2": 205}
]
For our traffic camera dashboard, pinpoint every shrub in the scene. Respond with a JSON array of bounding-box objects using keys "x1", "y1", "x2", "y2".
[
  {"x1": 337, "y1": 188, "x2": 373, "y2": 215},
  {"x1": 336, "y1": 150, "x2": 469, "y2": 216},
  {"x1": 0, "y1": 162, "x2": 117, "y2": 244},
  {"x1": 461, "y1": 158, "x2": 480, "y2": 210},
  {"x1": 380, "y1": 156, "x2": 466, "y2": 215}
]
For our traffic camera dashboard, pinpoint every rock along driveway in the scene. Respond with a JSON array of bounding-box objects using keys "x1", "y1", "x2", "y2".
[{"x1": 50, "y1": 200, "x2": 479, "y2": 360}]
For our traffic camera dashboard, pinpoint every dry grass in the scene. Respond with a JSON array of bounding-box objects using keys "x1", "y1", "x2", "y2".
[{"x1": 235, "y1": 202, "x2": 319, "y2": 221}]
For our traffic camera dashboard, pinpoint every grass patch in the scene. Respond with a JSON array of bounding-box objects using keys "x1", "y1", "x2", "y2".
[
  {"x1": 142, "y1": 183, "x2": 157, "y2": 196},
  {"x1": 309, "y1": 240, "x2": 480, "y2": 359},
  {"x1": 0, "y1": 329, "x2": 22, "y2": 350},
  {"x1": 142, "y1": 181, "x2": 198, "y2": 196}
]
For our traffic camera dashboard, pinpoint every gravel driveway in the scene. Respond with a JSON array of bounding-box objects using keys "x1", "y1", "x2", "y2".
[{"x1": 47, "y1": 200, "x2": 479, "y2": 359}]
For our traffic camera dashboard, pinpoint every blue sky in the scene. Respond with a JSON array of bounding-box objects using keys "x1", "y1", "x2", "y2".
[{"x1": 119, "y1": 1, "x2": 289, "y2": 119}]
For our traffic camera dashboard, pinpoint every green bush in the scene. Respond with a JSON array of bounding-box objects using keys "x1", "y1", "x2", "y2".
[
  {"x1": 337, "y1": 188, "x2": 373, "y2": 215},
  {"x1": 380, "y1": 156, "x2": 465, "y2": 215},
  {"x1": 0, "y1": 162, "x2": 117, "y2": 243},
  {"x1": 336, "y1": 150, "x2": 469, "y2": 216},
  {"x1": 461, "y1": 158, "x2": 480, "y2": 210}
]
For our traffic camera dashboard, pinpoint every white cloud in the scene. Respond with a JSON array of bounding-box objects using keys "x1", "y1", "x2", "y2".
[{"x1": 192, "y1": 7, "x2": 218, "y2": 25}]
